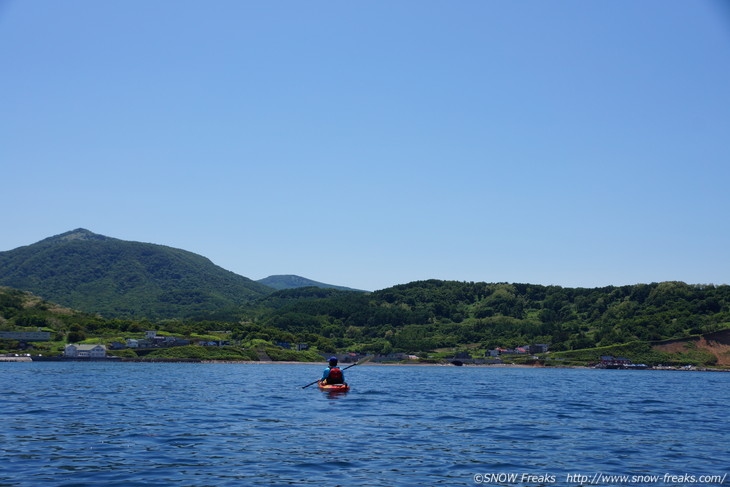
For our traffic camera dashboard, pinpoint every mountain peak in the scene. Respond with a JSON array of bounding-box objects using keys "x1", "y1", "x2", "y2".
[
  {"x1": 40, "y1": 228, "x2": 112, "y2": 245},
  {"x1": 257, "y1": 274, "x2": 366, "y2": 292}
]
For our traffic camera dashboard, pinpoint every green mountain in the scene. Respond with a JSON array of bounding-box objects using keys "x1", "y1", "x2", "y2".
[
  {"x1": 257, "y1": 274, "x2": 366, "y2": 292},
  {"x1": 0, "y1": 229, "x2": 273, "y2": 319}
]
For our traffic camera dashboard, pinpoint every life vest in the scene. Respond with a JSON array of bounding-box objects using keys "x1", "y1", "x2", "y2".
[{"x1": 326, "y1": 367, "x2": 343, "y2": 384}]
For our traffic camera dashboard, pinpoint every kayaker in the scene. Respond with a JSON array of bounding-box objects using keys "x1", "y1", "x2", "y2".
[{"x1": 320, "y1": 356, "x2": 345, "y2": 385}]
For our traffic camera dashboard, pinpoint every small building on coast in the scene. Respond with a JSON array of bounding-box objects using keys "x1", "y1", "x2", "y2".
[{"x1": 64, "y1": 344, "x2": 107, "y2": 358}]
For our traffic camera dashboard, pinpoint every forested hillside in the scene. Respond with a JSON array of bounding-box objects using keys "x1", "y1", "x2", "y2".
[
  {"x1": 256, "y1": 274, "x2": 364, "y2": 292},
  {"x1": 2, "y1": 280, "x2": 730, "y2": 365},
  {"x1": 254, "y1": 280, "x2": 730, "y2": 353},
  {"x1": 0, "y1": 229, "x2": 273, "y2": 319},
  {"x1": 0, "y1": 286, "x2": 99, "y2": 344}
]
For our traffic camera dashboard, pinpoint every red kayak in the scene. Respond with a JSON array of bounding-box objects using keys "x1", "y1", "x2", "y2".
[{"x1": 318, "y1": 381, "x2": 350, "y2": 392}]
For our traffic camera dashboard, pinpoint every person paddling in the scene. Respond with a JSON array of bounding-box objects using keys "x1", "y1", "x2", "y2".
[
  {"x1": 320, "y1": 357, "x2": 345, "y2": 386},
  {"x1": 302, "y1": 355, "x2": 370, "y2": 389}
]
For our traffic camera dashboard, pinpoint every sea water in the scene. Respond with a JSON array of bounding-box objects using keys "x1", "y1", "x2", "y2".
[{"x1": 0, "y1": 362, "x2": 728, "y2": 486}]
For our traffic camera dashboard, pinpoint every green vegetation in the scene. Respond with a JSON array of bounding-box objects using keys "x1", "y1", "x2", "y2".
[
  {"x1": 262, "y1": 348, "x2": 325, "y2": 362},
  {"x1": 2, "y1": 229, "x2": 730, "y2": 366},
  {"x1": 0, "y1": 287, "x2": 337, "y2": 360},
  {"x1": 248, "y1": 280, "x2": 730, "y2": 357},
  {"x1": 3, "y1": 279, "x2": 730, "y2": 365},
  {"x1": 551, "y1": 341, "x2": 718, "y2": 367},
  {"x1": 0, "y1": 229, "x2": 273, "y2": 319},
  {"x1": 257, "y1": 274, "x2": 366, "y2": 292},
  {"x1": 107, "y1": 348, "x2": 138, "y2": 358}
]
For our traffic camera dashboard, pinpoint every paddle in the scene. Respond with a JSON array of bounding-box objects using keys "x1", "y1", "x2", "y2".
[{"x1": 301, "y1": 356, "x2": 372, "y2": 389}]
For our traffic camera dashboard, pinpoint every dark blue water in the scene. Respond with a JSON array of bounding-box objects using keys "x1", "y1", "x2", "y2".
[{"x1": 1, "y1": 363, "x2": 728, "y2": 486}]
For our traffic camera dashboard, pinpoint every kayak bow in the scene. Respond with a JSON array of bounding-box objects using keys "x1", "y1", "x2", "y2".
[{"x1": 317, "y1": 381, "x2": 350, "y2": 392}]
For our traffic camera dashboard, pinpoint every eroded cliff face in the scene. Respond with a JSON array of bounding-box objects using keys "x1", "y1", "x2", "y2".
[{"x1": 653, "y1": 329, "x2": 730, "y2": 366}]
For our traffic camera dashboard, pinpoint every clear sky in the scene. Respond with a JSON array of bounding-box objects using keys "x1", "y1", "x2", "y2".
[{"x1": 2, "y1": 1, "x2": 729, "y2": 292}]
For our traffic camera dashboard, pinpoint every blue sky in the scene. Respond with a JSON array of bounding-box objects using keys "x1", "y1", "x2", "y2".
[{"x1": 2, "y1": 1, "x2": 729, "y2": 292}]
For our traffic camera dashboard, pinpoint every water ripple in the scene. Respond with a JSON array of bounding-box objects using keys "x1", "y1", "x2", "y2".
[{"x1": 1, "y1": 363, "x2": 728, "y2": 486}]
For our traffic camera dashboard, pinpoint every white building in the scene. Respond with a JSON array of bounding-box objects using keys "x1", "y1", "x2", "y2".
[{"x1": 64, "y1": 344, "x2": 107, "y2": 358}]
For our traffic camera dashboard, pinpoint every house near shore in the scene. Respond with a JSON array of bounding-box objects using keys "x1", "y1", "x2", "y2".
[
  {"x1": 490, "y1": 347, "x2": 523, "y2": 356},
  {"x1": 600, "y1": 356, "x2": 632, "y2": 366},
  {"x1": 489, "y1": 343, "x2": 550, "y2": 357},
  {"x1": 125, "y1": 336, "x2": 190, "y2": 349},
  {"x1": 64, "y1": 344, "x2": 107, "y2": 358}
]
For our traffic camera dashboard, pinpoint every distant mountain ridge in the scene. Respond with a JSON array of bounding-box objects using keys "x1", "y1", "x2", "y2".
[
  {"x1": 0, "y1": 229, "x2": 273, "y2": 319},
  {"x1": 257, "y1": 274, "x2": 366, "y2": 292}
]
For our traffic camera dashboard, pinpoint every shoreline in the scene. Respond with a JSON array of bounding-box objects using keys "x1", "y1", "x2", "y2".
[
  {"x1": 5, "y1": 356, "x2": 727, "y2": 372},
  {"x1": 200, "y1": 360, "x2": 729, "y2": 372}
]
